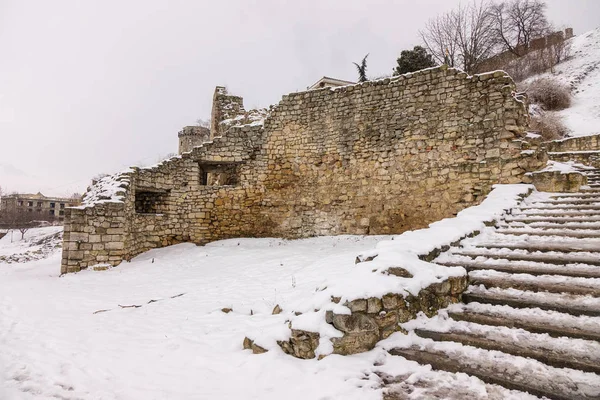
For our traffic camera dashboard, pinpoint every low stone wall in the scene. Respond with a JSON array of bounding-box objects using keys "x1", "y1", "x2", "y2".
[
  {"x1": 62, "y1": 66, "x2": 534, "y2": 273},
  {"x1": 530, "y1": 171, "x2": 587, "y2": 193},
  {"x1": 548, "y1": 151, "x2": 600, "y2": 168},
  {"x1": 545, "y1": 134, "x2": 600, "y2": 152},
  {"x1": 268, "y1": 275, "x2": 468, "y2": 359}
]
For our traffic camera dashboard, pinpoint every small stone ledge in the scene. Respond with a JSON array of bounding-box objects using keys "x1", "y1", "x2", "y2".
[
  {"x1": 530, "y1": 170, "x2": 587, "y2": 193},
  {"x1": 268, "y1": 275, "x2": 468, "y2": 359}
]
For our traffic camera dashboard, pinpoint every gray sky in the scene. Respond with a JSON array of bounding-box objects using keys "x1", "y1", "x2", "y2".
[{"x1": 1, "y1": 0, "x2": 598, "y2": 197}]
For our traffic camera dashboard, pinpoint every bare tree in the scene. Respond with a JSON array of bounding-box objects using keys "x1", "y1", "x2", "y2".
[
  {"x1": 196, "y1": 118, "x2": 210, "y2": 128},
  {"x1": 420, "y1": 0, "x2": 498, "y2": 73},
  {"x1": 489, "y1": 0, "x2": 549, "y2": 56},
  {"x1": 0, "y1": 208, "x2": 49, "y2": 240},
  {"x1": 420, "y1": 11, "x2": 461, "y2": 68}
]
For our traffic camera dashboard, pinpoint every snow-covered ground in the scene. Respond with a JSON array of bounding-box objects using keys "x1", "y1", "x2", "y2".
[
  {"x1": 553, "y1": 28, "x2": 600, "y2": 137},
  {"x1": 0, "y1": 185, "x2": 534, "y2": 400},
  {"x1": 0, "y1": 234, "x2": 526, "y2": 400}
]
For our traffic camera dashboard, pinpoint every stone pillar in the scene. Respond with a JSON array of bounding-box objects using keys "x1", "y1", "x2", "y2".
[{"x1": 210, "y1": 86, "x2": 245, "y2": 140}]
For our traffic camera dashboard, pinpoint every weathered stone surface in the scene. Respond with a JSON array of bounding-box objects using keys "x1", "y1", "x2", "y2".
[
  {"x1": 367, "y1": 297, "x2": 383, "y2": 314},
  {"x1": 278, "y1": 329, "x2": 320, "y2": 359},
  {"x1": 387, "y1": 267, "x2": 414, "y2": 278},
  {"x1": 331, "y1": 313, "x2": 380, "y2": 355},
  {"x1": 272, "y1": 304, "x2": 282, "y2": 315}
]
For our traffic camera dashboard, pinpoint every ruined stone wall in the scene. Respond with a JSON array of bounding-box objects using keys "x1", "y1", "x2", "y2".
[
  {"x1": 178, "y1": 126, "x2": 211, "y2": 154},
  {"x1": 252, "y1": 67, "x2": 529, "y2": 236},
  {"x1": 210, "y1": 86, "x2": 245, "y2": 139},
  {"x1": 62, "y1": 66, "x2": 532, "y2": 273},
  {"x1": 477, "y1": 28, "x2": 573, "y2": 74}
]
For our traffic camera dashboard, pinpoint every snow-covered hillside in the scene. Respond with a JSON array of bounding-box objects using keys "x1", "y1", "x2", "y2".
[{"x1": 553, "y1": 27, "x2": 600, "y2": 137}]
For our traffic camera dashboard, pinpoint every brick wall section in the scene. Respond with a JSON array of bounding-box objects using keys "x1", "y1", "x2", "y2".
[{"x1": 61, "y1": 66, "x2": 532, "y2": 273}]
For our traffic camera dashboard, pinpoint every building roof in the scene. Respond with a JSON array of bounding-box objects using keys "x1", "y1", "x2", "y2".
[
  {"x1": 4, "y1": 192, "x2": 75, "y2": 202},
  {"x1": 308, "y1": 76, "x2": 356, "y2": 90}
]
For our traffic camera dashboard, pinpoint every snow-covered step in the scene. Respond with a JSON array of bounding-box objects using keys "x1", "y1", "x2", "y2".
[
  {"x1": 468, "y1": 270, "x2": 600, "y2": 297},
  {"x1": 471, "y1": 240, "x2": 600, "y2": 253},
  {"x1": 549, "y1": 193, "x2": 600, "y2": 200},
  {"x1": 513, "y1": 210, "x2": 600, "y2": 217},
  {"x1": 463, "y1": 285, "x2": 600, "y2": 317},
  {"x1": 532, "y1": 199, "x2": 600, "y2": 205},
  {"x1": 505, "y1": 216, "x2": 600, "y2": 223},
  {"x1": 453, "y1": 248, "x2": 600, "y2": 266},
  {"x1": 495, "y1": 227, "x2": 600, "y2": 239},
  {"x1": 448, "y1": 303, "x2": 600, "y2": 342},
  {"x1": 435, "y1": 256, "x2": 600, "y2": 279},
  {"x1": 518, "y1": 204, "x2": 600, "y2": 210},
  {"x1": 408, "y1": 317, "x2": 600, "y2": 374},
  {"x1": 501, "y1": 221, "x2": 600, "y2": 230},
  {"x1": 389, "y1": 336, "x2": 600, "y2": 400}
]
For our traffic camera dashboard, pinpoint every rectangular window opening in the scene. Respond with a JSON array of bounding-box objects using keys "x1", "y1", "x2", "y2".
[{"x1": 135, "y1": 190, "x2": 169, "y2": 214}]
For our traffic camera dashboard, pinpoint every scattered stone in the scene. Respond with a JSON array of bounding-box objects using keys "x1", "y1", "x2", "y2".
[
  {"x1": 386, "y1": 267, "x2": 413, "y2": 278},
  {"x1": 221, "y1": 308, "x2": 233, "y2": 313},
  {"x1": 272, "y1": 304, "x2": 282, "y2": 315}
]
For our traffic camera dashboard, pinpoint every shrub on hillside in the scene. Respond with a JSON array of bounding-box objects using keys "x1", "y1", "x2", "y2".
[
  {"x1": 524, "y1": 77, "x2": 572, "y2": 111},
  {"x1": 529, "y1": 112, "x2": 569, "y2": 141}
]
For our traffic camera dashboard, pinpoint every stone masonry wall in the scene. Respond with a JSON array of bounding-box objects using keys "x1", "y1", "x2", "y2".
[{"x1": 62, "y1": 66, "x2": 532, "y2": 273}]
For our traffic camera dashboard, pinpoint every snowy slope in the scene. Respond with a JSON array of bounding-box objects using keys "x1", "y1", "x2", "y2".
[{"x1": 554, "y1": 27, "x2": 600, "y2": 137}]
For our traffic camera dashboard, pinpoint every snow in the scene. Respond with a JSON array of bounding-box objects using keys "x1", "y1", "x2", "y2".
[
  {"x1": 449, "y1": 302, "x2": 600, "y2": 336},
  {"x1": 401, "y1": 312, "x2": 600, "y2": 363},
  {"x1": 0, "y1": 229, "x2": 516, "y2": 400},
  {"x1": 544, "y1": 28, "x2": 600, "y2": 137},
  {"x1": 532, "y1": 160, "x2": 593, "y2": 175},
  {"x1": 76, "y1": 170, "x2": 133, "y2": 208},
  {"x1": 466, "y1": 285, "x2": 600, "y2": 310},
  {"x1": 381, "y1": 330, "x2": 600, "y2": 398}
]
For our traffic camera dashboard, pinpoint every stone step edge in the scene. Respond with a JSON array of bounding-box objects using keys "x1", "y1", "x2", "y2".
[
  {"x1": 389, "y1": 347, "x2": 581, "y2": 400},
  {"x1": 469, "y1": 272, "x2": 600, "y2": 297},
  {"x1": 448, "y1": 308, "x2": 600, "y2": 342},
  {"x1": 413, "y1": 328, "x2": 600, "y2": 375},
  {"x1": 463, "y1": 292, "x2": 600, "y2": 317},
  {"x1": 495, "y1": 228, "x2": 600, "y2": 239},
  {"x1": 434, "y1": 260, "x2": 600, "y2": 279},
  {"x1": 453, "y1": 249, "x2": 600, "y2": 266}
]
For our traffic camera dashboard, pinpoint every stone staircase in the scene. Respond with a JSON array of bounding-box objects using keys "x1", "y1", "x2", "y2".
[{"x1": 388, "y1": 168, "x2": 600, "y2": 399}]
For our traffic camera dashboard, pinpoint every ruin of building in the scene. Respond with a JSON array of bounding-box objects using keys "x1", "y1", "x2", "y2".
[{"x1": 60, "y1": 65, "x2": 546, "y2": 274}]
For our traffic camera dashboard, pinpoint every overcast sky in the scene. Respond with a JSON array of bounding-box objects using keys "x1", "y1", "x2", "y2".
[{"x1": 1, "y1": 0, "x2": 598, "y2": 197}]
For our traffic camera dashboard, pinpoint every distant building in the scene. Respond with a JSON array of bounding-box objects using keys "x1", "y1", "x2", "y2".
[
  {"x1": 0, "y1": 192, "x2": 80, "y2": 221},
  {"x1": 308, "y1": 76, "x2": 356, "y2": 90}
]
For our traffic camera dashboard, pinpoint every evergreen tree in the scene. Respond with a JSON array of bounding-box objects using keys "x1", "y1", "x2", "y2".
[
  {"x1": 393, "y1": 46, "x2": 437, "y2": 75},
  {"x1": 353, "y1": 54, "x2": 369, "y2": 82}
]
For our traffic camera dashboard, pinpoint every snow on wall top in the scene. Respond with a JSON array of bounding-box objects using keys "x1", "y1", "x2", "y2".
[{"x1": 76, "y1": 170, "x2": 133, "y2": 209}]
